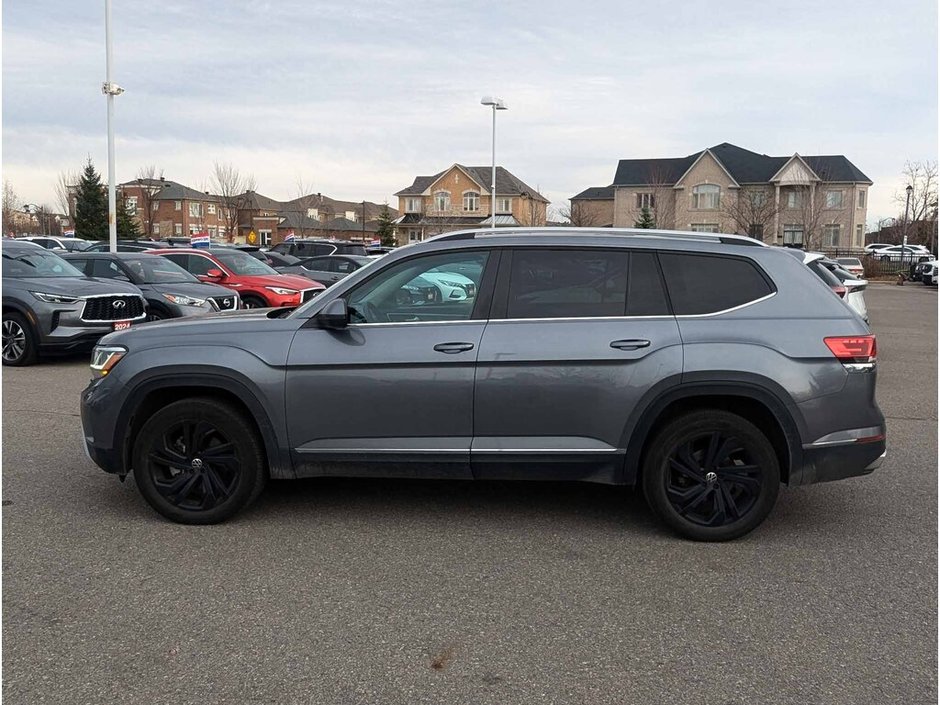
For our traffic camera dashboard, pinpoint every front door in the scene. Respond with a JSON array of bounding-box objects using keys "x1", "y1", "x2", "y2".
[
  {"x1": 285, "y1": 249, "x2": 495, "y2": 479},
  {"x1": 472, "y1": 248, "x2": 682, "y2": 483}
]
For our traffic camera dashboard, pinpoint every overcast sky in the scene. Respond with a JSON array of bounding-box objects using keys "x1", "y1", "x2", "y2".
[{"x1": 2, "y1": 0, "x2": 937, "y2": 225}]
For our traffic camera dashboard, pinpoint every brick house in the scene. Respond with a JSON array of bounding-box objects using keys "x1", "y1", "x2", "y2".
[
  {"x1": 393, "y1": 164, "x2": 549, "y2": 244},
  {"x1": 119, "y1": 178, "x2": 230, "y2": 240},
  {"x1": 571, "y1": 143, "x2": 872, "y2": 250}
]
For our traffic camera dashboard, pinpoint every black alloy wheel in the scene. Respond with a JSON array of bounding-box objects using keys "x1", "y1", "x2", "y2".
[
  {"x1": 642, "y1": 410, "x2": 779, "y2": 541},
  {"x1": 133, "y1": 398, "x2": 266, "y2": 524}
]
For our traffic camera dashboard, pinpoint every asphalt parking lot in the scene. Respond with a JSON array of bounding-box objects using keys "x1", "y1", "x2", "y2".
[{"x1": 2, "y1": 284, "x2": 936, "y2": 705}]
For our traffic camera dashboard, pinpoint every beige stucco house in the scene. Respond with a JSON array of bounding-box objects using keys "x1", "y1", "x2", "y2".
[{"x1": 571, "y1": 143, "x2": 872, "y2": 250}]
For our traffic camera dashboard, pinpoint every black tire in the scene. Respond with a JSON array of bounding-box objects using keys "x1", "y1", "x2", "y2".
[
  {"x1": 241, "y1": 295, "x2": 266, "y2": 309},
  {"x1": 132, "y1": 398, "x2": 267, "y2": 524},
  {"x1": 147, "y1": 309, "x2": 168, "y2": 321},
  {"x1": 2, "y1": 312, "x2": 38, "y2": 366},
  {"x1": 642, "y1": 410, "x2": 780, "y2": 541}
]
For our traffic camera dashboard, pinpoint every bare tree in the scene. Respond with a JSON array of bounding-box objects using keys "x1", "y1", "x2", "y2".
[
  {"x1": 517, "y1": 191, "x2": 547, "y2": 227},
  {"x1": 720, "y1": 186, "x2": 780, "y2": 240},
  {"x1": 211, "y1": 162, "x2": 255, "y2": 243},
  {"x1": 134, "y1": 165, "x2": 164, "y2": 237},
  {"x1": 54, "y1": 170, "x2": 79, "y2": 228},
  {"x1": 646, "y1": 165, "x2": 678, "y2": 229},
  {"x1": 289, "y1": 176, "x2": 322, "y2": 239},
  {"x1": 557, "y1": 201, "x2": 601, "y2": 227},
  {"x1": 894, "y1": 160, "x2": 938, "y2": 248},
  {"x1": 2, "y1": 180, "x2": 19, "y2": 235}
]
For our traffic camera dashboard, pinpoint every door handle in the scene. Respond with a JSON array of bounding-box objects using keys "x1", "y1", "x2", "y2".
[
  {"x1": 610, "y1": 339, "x2": 651, "y2": 351},
  {"x1": 433, "y1": 342, "x2": 475, "y2": 354}
]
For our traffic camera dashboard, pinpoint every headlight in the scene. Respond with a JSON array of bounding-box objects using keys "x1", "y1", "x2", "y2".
[
  {"x1": 437, "y1": 280, "x2": 466, "y2": 288},
  {"x1": 90, "y1": 345, "x2": 127, "y2": 378},
  {"x1": 31, "y1": 291, "x2": 79, "y2": 304},
  {"x1": 162, "y1": 293, "x2": 207, "y2": 306},
  {"x1": 265, "y1": 287, "x2": 298, "y2": 296}
]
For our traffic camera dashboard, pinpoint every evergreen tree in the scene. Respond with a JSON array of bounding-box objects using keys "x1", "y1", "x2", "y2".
[
  {"x1": 634, "y1": 206, "x2": 655, "y2": 229},
  {"x1": 74, "y1": 158, "x2": 108, "y2": 240},
  {"x1": 116, "y1": 193, "x2": 140, "y2": 239},
  {"x1": 375, "y1": 202, "x2": 396, "y2": 246}
]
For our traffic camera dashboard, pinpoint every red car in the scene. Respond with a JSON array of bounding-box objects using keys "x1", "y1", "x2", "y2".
[{"x1": 151, "y1": 248, "x2": 324, "y2": 309}]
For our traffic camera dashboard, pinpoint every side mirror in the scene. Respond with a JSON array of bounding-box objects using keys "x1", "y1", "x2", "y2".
[
  {"x1": 204, "y1": 268, "x2": 224, "y2": 280},
  {"x1": 316, "y1": 298, "x2": 349, "y2": 329}
]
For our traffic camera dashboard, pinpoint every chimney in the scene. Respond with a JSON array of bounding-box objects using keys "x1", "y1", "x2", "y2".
[{"x1": 159, "y1": 176, "x2": 165, "y2": 181}]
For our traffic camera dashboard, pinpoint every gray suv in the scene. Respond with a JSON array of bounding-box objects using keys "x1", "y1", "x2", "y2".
[
  {"x1": 80, "y1": 228, "x2": 886, "y2": 540},
  {"x1": 2, "y1": 240, "x2": 146, "y2": 366}
]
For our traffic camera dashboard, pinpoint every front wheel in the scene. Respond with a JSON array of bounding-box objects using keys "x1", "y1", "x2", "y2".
[
  {"x1": 240, "y1": 295, "x2": 266, "y2": 309},
  {"x1": 2, "y1": 313, "x2": 38, "y2": 366},
  {"x1": 132, "y1": 398, "x2": 267, "y2": 524},
  {"x1": 642, "y1": 410, "x2": 780, "y2": 541}
]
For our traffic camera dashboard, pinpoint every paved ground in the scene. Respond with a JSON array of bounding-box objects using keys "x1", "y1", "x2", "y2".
[{"x1": 3, "y1": 285, "x2": 936, "y2": 705}]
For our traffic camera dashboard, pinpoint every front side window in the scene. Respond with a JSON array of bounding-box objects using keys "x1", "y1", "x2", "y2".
[
  {"x1": 434, "y1": 191, "x2": 451, "y2": 212},
  {"x1": 347, "y1": 251, "x2": 489, "y2": 324},
  {"x1": 90, "y1": 259, "x2": 126, "y2": 279},
  {"x1": 822, "y1": 224, "x2": 841, "y2": 247},
  {"x1": 826, "y1": 190, "x2": 844, "y2": 208},
  {"x1": 463, "y1": 191, "x2": 480, "y2": 212},
  {"x1": 783, "y1": 224, "x2": 803, "y2": 245},
  {"x1": 506, "y1": 249, "x2": 628, "y2": 319},
  {"x1": 213, "y1": 250, "x2": 277, "y2": 275},
  {"x1": 659, "y1": 253, "x2": 773, "y2": 315},
  {"x1": 2, "y1": 251, "x2": 84, "y2": 278},
  {"x1": 691, "y1": 184, "x2": 720, "y2": 210},
  {"x1": 123, "y1": 257, "x2": 195, "y2": 284}
]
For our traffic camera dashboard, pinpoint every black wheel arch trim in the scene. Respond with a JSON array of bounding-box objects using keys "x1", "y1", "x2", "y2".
[
  {"x1": 1, "y1": 298, "x2": 42, "y2": 339},
  {"x1": 619, "y1": 374, "x2": 805, "y2": 487},
  {"x1": 115, "y1": 368, "x2": 292, "y2": 480}
]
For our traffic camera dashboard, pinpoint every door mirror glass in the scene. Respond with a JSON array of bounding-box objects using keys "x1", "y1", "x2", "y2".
[
  {"x1": 205, "y1": 268, "x2": 224, "y2": 279},
  {"x1": 317, "y1": 298, "x2": 348, "y2": 329}
]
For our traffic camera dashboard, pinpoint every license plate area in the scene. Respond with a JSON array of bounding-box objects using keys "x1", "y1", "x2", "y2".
[{"x1": 113, "y1": 320, "x2": 132, "y2": 331}]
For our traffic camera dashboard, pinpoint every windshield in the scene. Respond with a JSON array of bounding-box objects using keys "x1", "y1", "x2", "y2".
[
  {"x1": 123, "y1": 257, "x2": 198, "y2": 284},
  {"x1": 2, "y1": 250, "x2": 84, "y2": 278},
  {"x1": 212, "y1": 250, "x2": 279, "y2": 276}
]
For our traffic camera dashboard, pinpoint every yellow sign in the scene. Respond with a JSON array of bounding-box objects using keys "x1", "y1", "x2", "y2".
[{"x1": 247, "y1": 230, "x2": 257, "y2": 245}]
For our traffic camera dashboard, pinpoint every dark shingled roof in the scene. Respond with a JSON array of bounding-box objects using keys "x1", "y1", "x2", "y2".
[
  {"x1": 396, "y1": 165, "x2": 549, "y2": 202},
  {"x1": 571, "y1": 185, "x2": 615, "y2": 200},
  {"x1": 151, "y1": 182, "x2": 221, "y2": 202},
  {"x1": 611, "y1": 143, "x2": 872, "y2": 186}
]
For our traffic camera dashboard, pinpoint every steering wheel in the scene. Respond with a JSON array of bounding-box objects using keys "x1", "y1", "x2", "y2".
[{"x1": 349, "y1": 300, "x2": 383, "y2": 324}]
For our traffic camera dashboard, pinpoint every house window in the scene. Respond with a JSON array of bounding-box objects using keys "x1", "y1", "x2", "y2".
[
  {"x1": 748, "y1": 224, "x2": 764, "y2": 239},
  {"x1": 857, "y1": 190, "x2": 866, "y2": 209},
  {"x1": 405, "y1": 198, "x2": 422, "y2": 213},
  {"x1": 152, "y1": 201, "x2": 159, "y2": 211},
  {"x1": 783, "y1": 224, "x2": 803, "y2": 245},
  {"x1": 749, "y1": 191, "x2": 767, "y2": 207},
  {"x1": 408, "y1": 228, "x2": 422, "y2": 243},
  {"x1": 497, "y1": 197, "x2": 512, "y2": 213},
  {"x1": 855, "y1": 224, "x2": 864, "y2": 247},
  {"x1": 259, "y1": 230, "x2": 271, "y2": 246},
  {"x1": 189, "y1": 224, "x2": 202, "y2": 235},
  {"x1": 691, "y1": 184, "x2": 720, "y2": 210},
  {"x1": 174, "y1": 200, "x2": 182, "y2": 211},
  {"x1": 786, "y1": 190, "x2": 804, "y2": 209},
  {"x1": 825, "y1": 190, "x2": 844, "y2": 209},
  {"x1": 125, "y1": 196, "x2": 138, "y2": 212},
  {"x1": 434, "y1": 191, "x2": 450, "y2": 212},
  {"x1": 207, "y1": 226, "x2": 217, "y2": 238},
  {"x1": 689, "y1": 223, "x2": 720, "y2": 233},
  {"x1": 822, "y1": 224, "x2": 841, "y2": 247},
  {"x1": 189, "y1": 202, "x2": 203, "y2": 217},
  {"x1": 635, "y1": 193, "x2": 655, "y2": 209},
  {"x1": 174, "y1": 224, "x2": 183, "y2": 235},
  {"x1": 152, "y1": 223, "x2": 160, "y2": 236},
  {"x1": 463, "y1": 191, "x2": 480, "y2": 211},
  {"x1": 207, "y1": 203, "x2": 216, "y2": 215}
]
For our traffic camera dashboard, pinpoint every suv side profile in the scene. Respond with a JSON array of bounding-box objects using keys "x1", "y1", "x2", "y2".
[
  {"x1": 270, "y1": 239, "x2": 369, "y2": 258},
  {"x1": 80, "y1": 228, "x2": 886, "y2": 541}
]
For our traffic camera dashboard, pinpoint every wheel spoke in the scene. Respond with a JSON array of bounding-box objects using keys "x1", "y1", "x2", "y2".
[
  {"x1": 153, "y1": 471, "x2": 200, "y2": 505},
  {"x1": 718, "y1": 482, "x2": 741, "y2": 521},
  {"x1": 677, "y1": 485, "x2": 712, "y2": 517},
  {"x1": 200, "y1": 441, "x2": 234, "y2": 460},
  {"x1": 718, "y1": 467, "x2": 762, "y2": 492},
  {"x1": 668, "y1": 457, "x2": 704, "y2": 483}
]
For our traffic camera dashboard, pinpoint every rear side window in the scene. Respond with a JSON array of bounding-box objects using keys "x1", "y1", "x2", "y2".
[
  {"x1": 659, "y1": 253, "x2": 773, "y2": 315},
  {"x1": 627, "y1": 251, "x2": 670, "y2": 315},
  {"x1": 506, "y1": 249, "x2": 628, "y2": 319}
]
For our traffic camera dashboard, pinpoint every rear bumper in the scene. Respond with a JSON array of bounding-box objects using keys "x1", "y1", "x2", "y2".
[{"x1": 797, "y1": 438, "x2": 887, "y2": 485}]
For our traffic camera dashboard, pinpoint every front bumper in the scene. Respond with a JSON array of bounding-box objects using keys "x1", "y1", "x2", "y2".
[{"x1": 81, "y1": 378, "x2": 124, "y2": 475}]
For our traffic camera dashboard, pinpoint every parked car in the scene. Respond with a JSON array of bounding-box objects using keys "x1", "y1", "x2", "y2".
[
  {"x1": 83, "y1": 240, "x2": 165, "y2": 252},
  {"x1": 150, "y1": 248, "x2": 324, "y2": 309},
  {"x1": 791, "y1": 252, "x2": 869, "y2": 324},
  {"x1": 2, "y1": 240, "x2": 146, "y2": 366},
  {"x1": 835, "y1": 257, "x2": 864, "y2": 276},
  {"x1": 909, "y1": 259, "x2": 936, "y2": 282},
  {"x1": 262, "y1": 250, "x2": 301, "y2": 268},
  {"x1": 873, "y1": 245, "x2": 932, "y2": 262},
  {"x1": 269, "y1": 239, "x2": 369, "y2": 258},
  {"x1": 863, "y1": 243, "x2": 892, "y2": 254},
  {"x1": 81, "y1": 227, "x2": 885, "y2": 541},
  {"x1": 18, "y1": 236, "x2": 92, "y2": 252},
  {"x1": 277, "y1": 255, "x2": 373, "y2": 287},
  {"x1": 927, "y1": 261, "x2": 938, "y2": 286},
  {"x1": 63, "y1": 252, "x2": 240, "y2": 320}
]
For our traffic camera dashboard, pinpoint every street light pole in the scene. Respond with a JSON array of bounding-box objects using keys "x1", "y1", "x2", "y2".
[
  {"x1": 102, "y1": 0, "x2": 124, "y2": 253},
  {"x1": 481, "y1": 97, "x2": 508, "y2": 230}
]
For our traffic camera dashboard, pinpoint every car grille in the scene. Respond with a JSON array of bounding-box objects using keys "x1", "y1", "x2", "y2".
[
  {"x1": 81, "y1": 294, "x2": 145, "y2": 322},
  {"x1": 301, "y1": 289, "x2": 320, "y2": 303},
  {"x1": 210, "y1": 295, "x2": 238, "y2": 311}
]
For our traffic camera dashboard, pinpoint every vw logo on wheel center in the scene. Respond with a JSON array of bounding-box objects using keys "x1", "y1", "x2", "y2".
[{"x1": 111, "y1": 299, "x2": 126, "y2": 309}]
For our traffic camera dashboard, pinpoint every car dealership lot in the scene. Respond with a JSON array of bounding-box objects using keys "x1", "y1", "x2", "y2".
[{"x1": 2, "y1": 285, "x2": 936, "y2": 704}]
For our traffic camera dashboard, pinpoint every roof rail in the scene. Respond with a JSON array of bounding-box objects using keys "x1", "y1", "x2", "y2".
[{"x1": 429, "y1": 227, "x2": 766, "y2": 247}]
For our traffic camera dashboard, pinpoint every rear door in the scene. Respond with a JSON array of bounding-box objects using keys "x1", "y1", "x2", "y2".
[{"x1": 472, "y1": 248, "x2": 682, "y2": 482}]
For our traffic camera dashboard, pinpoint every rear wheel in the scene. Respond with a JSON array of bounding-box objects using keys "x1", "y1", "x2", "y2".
[
  {"x1": 642, "y1": 410, "x2": 780, "y2": 541},
  {"x1": 132, "y1": 398, "x2": 267, "y2": 524},
  {"x1": 2, "y1": 313, "x2": 38, "y2": 366}
]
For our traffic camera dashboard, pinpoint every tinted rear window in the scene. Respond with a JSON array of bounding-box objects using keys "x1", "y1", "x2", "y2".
[
  {"x1": 627, "y1": 251, "x2": 670, "y2": 315},
  {"x1": 659, "y1": 253, "x2": 773, "y2": 315}
]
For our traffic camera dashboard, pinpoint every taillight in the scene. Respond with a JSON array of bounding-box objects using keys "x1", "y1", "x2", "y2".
[
  {"x1": 824, "y1": 335, "x2": 877, "y2": 364},
  {"x1": 831, "y1": 284, "x2": 847, "y2": 298}
]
